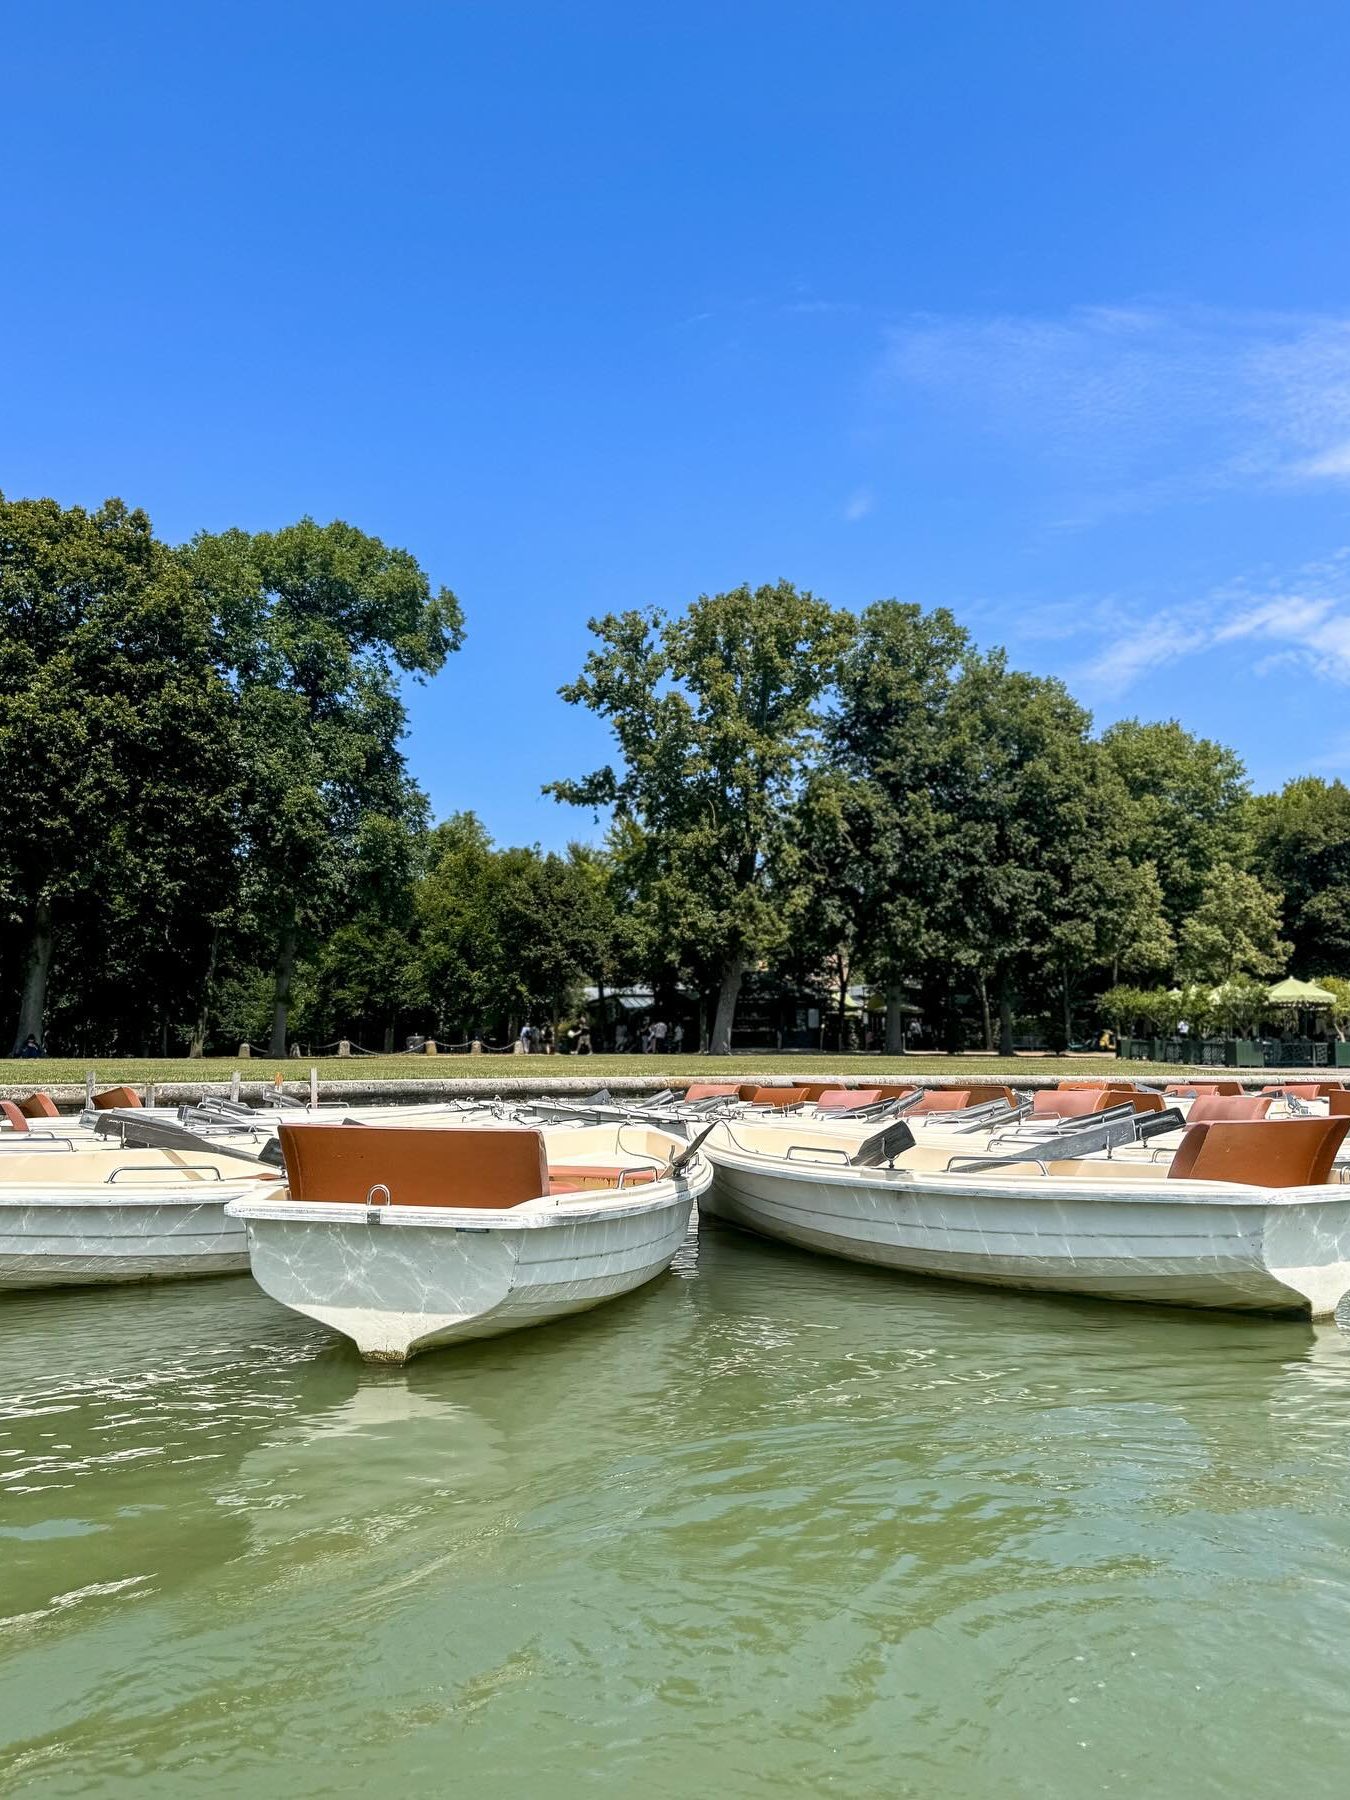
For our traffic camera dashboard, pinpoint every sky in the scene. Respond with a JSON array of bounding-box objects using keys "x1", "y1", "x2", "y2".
[{"x1": 6, "y1": 2, "x2": 1350, "y2": 846}]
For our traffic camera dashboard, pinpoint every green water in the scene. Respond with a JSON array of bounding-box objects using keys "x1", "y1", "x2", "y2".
[{"x1": 4, "y1": 1224, "x2": 1350, "y2": 1799}]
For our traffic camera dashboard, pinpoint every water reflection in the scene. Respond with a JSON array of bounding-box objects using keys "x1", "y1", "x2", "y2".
[{"x1": 1, "y1": 1225, "x2": 1350, "y2": 1797}]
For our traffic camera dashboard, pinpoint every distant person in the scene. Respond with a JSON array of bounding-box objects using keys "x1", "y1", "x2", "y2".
[
  {"x1": 672, "y1": 1021, "x2": 684, "y2": 1052},
  {"x1": 577, "y1": 1022, "x2": 592, "y2": 1054},
  {"x1": 1097, "y1": 1027, "x2": 1118, "y2": 1055},
  {"x1": 540, "y1": 1022, "x2": 554, "y2": 1055},
  {"x1": 651, "y1": 1018, "x2": 667, "y2": 1053},
  {"x1": 566, "y1": 1023, "x2": 580, "y2": 1053},
  {"x1": 13, "y1": 1032, "x2": 45, "y2": 1059},
  {"x1": 614, "y1": 1021, "x2": 628, "y2": 1052},
  {"x1": 519, "y1": 1022, "x2": 533, "y2": 1054}
]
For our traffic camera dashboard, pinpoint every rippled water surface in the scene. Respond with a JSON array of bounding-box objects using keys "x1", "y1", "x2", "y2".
[{"x1": 4, "y1": 1219, "x2": 1350, "y2": 1797}]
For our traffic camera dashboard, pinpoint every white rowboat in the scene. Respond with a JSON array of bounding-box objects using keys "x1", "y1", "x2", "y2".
[
  {"x1": 703, "y1": 1118, "x2": 1350, "y2": 1316},
  {"x1": 227, "y1": 1122, "x2": 709, "y2": 1361}
]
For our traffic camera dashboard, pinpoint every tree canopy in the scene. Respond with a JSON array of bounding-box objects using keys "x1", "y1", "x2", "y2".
[{"x1": 2, "y1": 497, "x2": 1343, "y2": 1058}]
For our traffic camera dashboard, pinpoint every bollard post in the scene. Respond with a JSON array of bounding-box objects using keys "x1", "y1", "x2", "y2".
[
  {"x1": 230, "y1": 1068, "x2": 241, "y2": 1103},
  {"x1": 425, "y1": 1039, "x2": 438, "y2": 1056},
  {"x1": 471, "y1": 1039, "x2": 483, "y2": 1055},
  {"x1": 310, "y1": 1065, "x2": 319, "y2": 1109},
  {"x1": 238, "y1": 1042, "x2": 251, "y2": 1059},
  {"x1": 85, "y1": 1069, "x2": 95, "y2": 1110},
  {"x1": 337, "y1": 1039, "x2": 351, "y2": 1057},
  {"x1": 145, "y1": 1082, "x2": 156, "y2": 1110}
]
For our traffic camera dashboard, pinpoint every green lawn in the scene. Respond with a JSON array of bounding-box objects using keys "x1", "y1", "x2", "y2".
[{"x1": 3, "y1": 1051, "x2": 1170, "y2": 1087}]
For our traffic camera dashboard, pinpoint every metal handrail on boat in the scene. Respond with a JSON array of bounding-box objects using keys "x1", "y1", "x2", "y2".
[{"x1": 104, "y1": 1164, "x2": 226, "y2": 1183}]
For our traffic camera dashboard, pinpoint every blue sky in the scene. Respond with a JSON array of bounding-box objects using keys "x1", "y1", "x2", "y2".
[{"x1": 6, "y1": 2, "x2": 1350, "y2": 845}]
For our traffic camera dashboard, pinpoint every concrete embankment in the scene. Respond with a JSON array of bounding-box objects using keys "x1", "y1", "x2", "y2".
[{"x1": 0, "y1": 1070, "x2": 1335, "y2": 1109}]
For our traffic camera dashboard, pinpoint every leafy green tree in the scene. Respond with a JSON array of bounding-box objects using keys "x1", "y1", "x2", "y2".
[
  {"x1": 815, "y1": 601, "x2": 972, "y2": 1051},
  {"x1": 415, "y1": 818, "x2": 614, "y2": 1042},
  {"x1": 548, "y1": 583, "x2": 853, "y2": 1052},
  {"x1": 184, "y1": 518, "x2": 463, "y2": 1053},
  {"x1": 1179, "y1": 863, "x2": 1289, "y2": 983},
  {"x1": 1252, "y1": 778, "x2": 1350, "y2": 976},
  {"x1": 1100, "y1": 719, "x2": 1250, "y2": 926},
  {"x1": 0, "y1": 494, "x2": 239, "y2": 1052}
]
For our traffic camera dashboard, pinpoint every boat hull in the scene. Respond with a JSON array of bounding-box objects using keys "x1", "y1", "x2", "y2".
[
  {"x1": 0, "y1": 1195, "x2": 249, "y2": 1288},
  {"x1": 230, "y1": 1191, "x2": 697, "y2": 1361},
  {"x1": 703, "y1": 1155, "x2": 1350, "y2": 1315}
]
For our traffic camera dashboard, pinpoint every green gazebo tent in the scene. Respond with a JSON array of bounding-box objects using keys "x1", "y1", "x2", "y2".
[{"x1": 1266, "y1": 977, "x2": 1337, "y2": 1006}]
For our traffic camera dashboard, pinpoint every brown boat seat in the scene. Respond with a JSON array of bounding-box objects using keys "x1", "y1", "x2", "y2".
[
  {"x1": 1187, "y1": 1094, "x2": 1274, "y2": 1122},
  {"x1": 814, "y1": 1088, "x2": 884, "y2": 1110},
  {"x1": 1169, "y1": 1117, "x2": 1350, "y2": 1187},
  {"x1": 18, "y1": 1091, "x2": 60, "y2": 1118},
  {"x1": 1102, "y1": 1088, "x2": 1164, "y2": 1114},
  {"x1": 278, "y1": 1124, "x2": 549, "y2": 1209},
  {"x1": 0, "y1": 1100, "x2": 29, "y2": 1132},
  {"x1": 1318, "y1": 1083, "x2": 1349, "y2": 1098},
  {"x1": 92, "y1": 1086, "x2": 142, "y2": 1110},
  {"x1": 1164, "y1": 1081, "x2": 1242, "y2": 1098},
  {"x1": 548, "y1": 1165, "x2": 659, "y2": 1193},
  {"x1": 739, "y1": 1086, "x2": 810, "y2": 1108},
  {"x1": 1032, "y1": 1089, "x2": 1100, "y2": 1117},
  {"x1": 909, "y1": 1089, "x2": 972, "y2": 1113},
  {"x1": 1260, "y1": 1084, "x2": 1322, "y2": 1100},
  {"x1": 1328, "y1": 1091, "x2": 1350, "y2": 1116},
  {"x1": 683, "y1": 1084, "x2": 740, "y2": 1102}
]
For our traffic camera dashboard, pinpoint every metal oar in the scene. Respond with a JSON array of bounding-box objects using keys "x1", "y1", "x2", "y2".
[
  {"x1": 850, "y1": 1120, "x2": 918, "y2": 1168},
  {"x1": 92, "y1": 1109, "x2": 276, "y2": 1167}
]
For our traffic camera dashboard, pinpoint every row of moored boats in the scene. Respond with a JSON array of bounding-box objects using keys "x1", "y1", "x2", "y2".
[{"x1": 3, "y1": 1076, "x2": 1350, "y2": 1360}]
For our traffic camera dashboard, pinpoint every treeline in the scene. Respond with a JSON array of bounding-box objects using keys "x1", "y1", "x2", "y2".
[{"x1": 4, "y1": 498, "x2": 1349, "y2": 1055}]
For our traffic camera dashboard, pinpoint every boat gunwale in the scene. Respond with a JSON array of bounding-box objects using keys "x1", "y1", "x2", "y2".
[
  {"x1": 224, "y1": 1168, "x2": 710, "y2": 1232},
  {"x1": 705, "y1": 1141, "x2": 1350, "y2": 1210}
]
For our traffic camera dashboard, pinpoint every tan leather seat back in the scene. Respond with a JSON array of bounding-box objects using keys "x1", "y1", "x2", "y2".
[
  {"x1": 1032, "y1": 1089, "x2": 1098, "y2": 1117},
  {"x1": 19, "y1": 1092, "x2": 59, "y2": 1118},
  {"x1": 278, "y1": 1125, "x2": 549, "y2": 1210},
  {"x1": 1169, "y1": 1117, "x2": 1350, "y2": 1187},
  {"x1": 93, "y1": 1086, "x2": 142, "y2": 1110},
  {"x1": 1187, "y1": 1095, "x2": 1274, "y2": 1122},
  {"x1": 1097, "y1": 1088, "x2": 1163, "y2": 1114},
  {"x1": 0, "y1": 1100, "x2": 29, "y2": 1132},
  {"x1": 683, "y1": 1084, "x2": 739, "y2": 1101},
  {"x1": 739, "y1": 1086, "x2": 809, "y2": 1108},
  {"x1": 815, "y1": 1089, "x2": 883, "y2": 1110}
]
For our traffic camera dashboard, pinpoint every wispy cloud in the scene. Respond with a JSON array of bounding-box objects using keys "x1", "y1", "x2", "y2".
[
  {"x1": 1075, "y1": 551, "x2": 1350, "y2": 695},
  {"x1": 877, "y1": 303, "x2": 1350, "y2": 515},
  {"x1": 842, "y1": 487, "x2": 873, "y2": 522}
]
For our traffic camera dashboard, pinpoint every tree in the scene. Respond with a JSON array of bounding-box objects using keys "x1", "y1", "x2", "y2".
[
  {"x1": 817, "y1": 601, "x2": 973, "y2": 1051},
  {"x1": 547, "y1": 583, "x2": 853, "y2": 1053},
  {"x1": 1252, "y1": 778, "x2": 1350, "y2": 976},
  {"x1": 1179, "y1": 864, "x2": 1290, "y2": 983},
  {"x1": 184, "y1": 518, "x2": 463, "y2": 1053},
  {"x1": 1100, "y1": 719, "x2": 1250, "y2": 926},
  {"x1": 415, "y1": 817, "x2": 615, "y2": 1041},
  {"x1": 0, "y1": 494, "x2": 239, "y2": 1052}
]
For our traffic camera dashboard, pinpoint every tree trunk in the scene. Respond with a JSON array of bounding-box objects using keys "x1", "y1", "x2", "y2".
[
  {"x1": 383, "y1": 1021, "x2": 395, "y2": 1054},
  {"x1": 1061, "y1": 970, "x2": 1073, "y2": 1055},
  {"x1": 596, "y1": 975, "x2": 607, "y2": 1052},
  {"x1": 14, "y1": 897, "x2": 53, "y2": 1050},
  {"x1": 189, "y1": 928, "x2": 220, "y2": 1058},
  {"x1": 710, "y1": 957, "x2": 744, "y2": 1055},
  {"x1": 977, "y1": 972, "x2": 994, "y2": 1053},
  {"x1": 268, "y1": 914, "x2": 298, "y2": 1057},
  {"x1": 998, "y1": 985, "x2": 1015, "y2": 1059},
  {"x1": 884, "y1": 984, "x2": 908, "y2": 1054}
]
